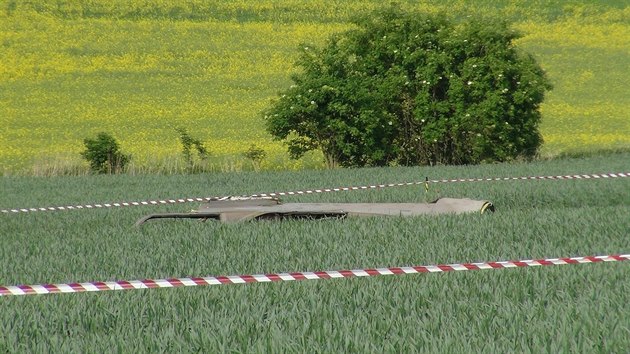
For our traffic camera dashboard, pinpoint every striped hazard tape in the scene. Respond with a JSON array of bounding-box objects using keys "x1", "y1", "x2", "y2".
[
  {"x1": 1, "y1": 171, "x2": 627, "y2": 214},
  {"x1": 1, "y1": 254, "x2": 627, "y2": 296}
]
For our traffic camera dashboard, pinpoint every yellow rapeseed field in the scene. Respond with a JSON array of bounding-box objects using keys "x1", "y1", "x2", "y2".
[
  {"x1": 514, "y1": 15, "x2": 630, "y2": 156},
  {"x1": 1, "y1": 1, "x2": 628, "y2": 174}
]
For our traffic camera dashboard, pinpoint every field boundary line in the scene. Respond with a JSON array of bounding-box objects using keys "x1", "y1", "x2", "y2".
[
  {"x1": 1, "y1": 171, "x2": 628, "y2": 214},
  {"x1": 1, "y1": 254, "x2": 628, "y2": 296}
]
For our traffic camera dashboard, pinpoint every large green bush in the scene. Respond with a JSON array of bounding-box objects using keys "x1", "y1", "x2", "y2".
[{"x1": 264, "y1": 6, "x2": 552, "y2": 167}]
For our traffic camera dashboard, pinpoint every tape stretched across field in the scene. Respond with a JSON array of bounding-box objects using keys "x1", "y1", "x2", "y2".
[
  {"x1": 1, "y1": 172, "x2": 628, "y2": 214},
  {"x1": 1, "y1": 254, "x2": 627, "y2": 297}
]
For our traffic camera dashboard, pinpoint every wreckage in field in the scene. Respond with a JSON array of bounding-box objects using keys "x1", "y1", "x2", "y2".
[{"x1": 135, "y1": 197, "x2": 494, "y2": 226}]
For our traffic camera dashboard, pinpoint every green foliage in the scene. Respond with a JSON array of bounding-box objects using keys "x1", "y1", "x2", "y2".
[
  {"x1": 242, "y1": 144, "x2": 267, "y2": 171},
  {"x1": 176, "y1": 127, "x2": 208, "y2": 171},
  {"x1": 80, "y1": 132, "x2": 130, "y2": 174},
  {"x1": 264, "y1": 6, "x2": 553, "y2": 167}
]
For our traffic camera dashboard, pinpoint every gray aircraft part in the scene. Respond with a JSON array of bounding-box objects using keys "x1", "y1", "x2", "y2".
[{"x1": 135, "y1": 197, "x2": 494, "y2": 226}]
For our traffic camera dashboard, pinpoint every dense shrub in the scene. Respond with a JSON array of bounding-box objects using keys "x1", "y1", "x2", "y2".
[
  {"x1": 264, "y1": 5, "x2": 552, "y2": 167},
  {"x1": 81, "y1": 132, "x2": 130, "y2": 174},
  {"x1": 242, "y1": 144, "x2": 267, "y2": 171}
]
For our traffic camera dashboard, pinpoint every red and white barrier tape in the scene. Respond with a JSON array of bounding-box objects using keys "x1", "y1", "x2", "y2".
[
  {"x1": 1, "y1": 171, "x2": 627, "y2": 214},
  {"x1": 1, "y1": 254, "x2": 627, "y2": 296}
]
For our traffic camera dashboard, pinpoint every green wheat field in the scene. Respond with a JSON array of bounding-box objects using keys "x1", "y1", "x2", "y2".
[
  {"x1": 1, "y1": 152, "x2": 629, "y2": 351},
  {"x1": 1, "y1": 1, "x2": 629, "y2": 352}
]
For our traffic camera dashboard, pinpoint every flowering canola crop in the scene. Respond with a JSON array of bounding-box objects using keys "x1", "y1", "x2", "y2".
[{"x1": 1, "y1": 2, "x2": 628, "y2": 174}]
